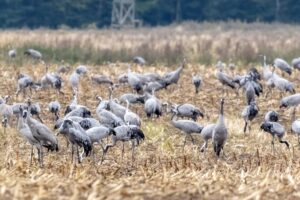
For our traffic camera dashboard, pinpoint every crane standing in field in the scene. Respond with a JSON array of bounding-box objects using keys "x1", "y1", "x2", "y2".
[{"x1": 212, "y1": 99, "x2": 228, "y2": 157}]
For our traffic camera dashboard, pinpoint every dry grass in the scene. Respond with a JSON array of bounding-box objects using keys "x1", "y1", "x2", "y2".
[
  {"x1": 1, "y1": 22, "x2": 300, "y2": 65},
  {"x1": 0, "y1": 58, "x2": 300, "y2": 199}
]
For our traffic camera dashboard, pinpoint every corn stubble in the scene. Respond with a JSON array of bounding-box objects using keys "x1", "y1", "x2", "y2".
[{"x1": 0, "y1": 25, "x2": 300, "y2": 199}]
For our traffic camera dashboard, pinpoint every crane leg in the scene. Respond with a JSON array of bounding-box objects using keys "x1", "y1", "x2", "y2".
[
  {"x1": 131, "y1": 141, "x2": 135, "y2": 163},
  {"x1": 200, "y1": 141, "x2": 207, "y2": 153},
  {"x1": 76, "y1": 146, "x2": 81, "y2": 164},
  {"x1": 30, "y1": 146, "x2": 34, "y2": 166},
  {"x1": 182, "y1": 135, "x2": 187, "y2": 151},
  {"x1": 71, "y1": 145, "x2": 74, "y2": 164},
  {"x1": 189, "y1": 134, "x2": 195, "y2": 145},
  {"x1": 121, "y1": 142, "x2": 125, "y2": 160},
  {"x1": 243, "y1": 121, "x2": 248, "y2": 134}
]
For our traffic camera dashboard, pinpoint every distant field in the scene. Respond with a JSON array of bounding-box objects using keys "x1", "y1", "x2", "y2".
[
  {"x1": 0, "y1": 23, "x2": 300, "y2": 199},
  {"x1": 1, "y1": 22, "x2": 300, "y2": 66}
]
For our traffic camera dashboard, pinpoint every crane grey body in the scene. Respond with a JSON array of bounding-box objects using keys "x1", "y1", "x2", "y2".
[
  {"x1": 199, "y1": 124, "x2": 215, "y2": 152},
  {"x1": 48, "y1": 101, "x2": 61, "y2": 121},
  {"x1": 124, "y1": 100, "x2": 141, "y2": 126},
  {"x1": 273, "y1": 58, "x2": 292, "y2": 75},
  {"x1": 264, "y1": 111, "x2": 279, "y2": 122},
  {"x1": 241, "y1": 101, "x2": 259, "y2": 133},
  {"x1": 280, "y1": 93, "x2": 300, "y2": 120},
  {"x1": 212, "y1": 99, "x2": 228, "y2": 157},
  {"x1": 260, "y1": 121, "x2": 289, "y2": 152},
  {"x1": 58, "y1": 119, "x2": 92, "y2": 163},
  {"x1": 171, "y1": 113, "x2": 203, "y2": 149},
  {"x1": 24, "y1": 49, "x2": 42, "y2": 60},
  {"x1": 103, "y1": 125, "x2": 144, "y2": 161},
  {"x1": 192, "y1": 75, "x2": 202, "y2": 94},
  {"x1": 171, "y1": 103, "x2": 204, "y2": 121},
  {"x1": 144, "y1": 93, "x2": 162, "y2": 118},
  {"x1": 291, "y1": 119, "x2": 300, "y2": 147}
]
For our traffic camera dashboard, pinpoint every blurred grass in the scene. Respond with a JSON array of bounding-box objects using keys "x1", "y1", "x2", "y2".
[{"x1": 1, "y1": 22, "x2": 300, "y2": 67}]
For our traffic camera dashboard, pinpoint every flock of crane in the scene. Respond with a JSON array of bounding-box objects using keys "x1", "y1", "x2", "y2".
[{"x1": 2, "y1": 48, "x2": 300, "y2": 167}]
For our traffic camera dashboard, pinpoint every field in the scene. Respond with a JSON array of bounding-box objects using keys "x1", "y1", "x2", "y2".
[{"x1": 0, "y1": 23, "x2": 300, "y2": 199}]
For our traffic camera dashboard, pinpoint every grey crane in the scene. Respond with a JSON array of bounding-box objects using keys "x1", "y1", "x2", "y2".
[
  {"x1": 0, "y1": 96, "x2": 13, "y2": 132},
  {"x1": 265, "y1": 72, "x2": 295, "y2": 98},
  {"x1": 48, "y1": 101, "x2": 61, "y2": 121},
  {"x1": 27, "y1": 99, "x2": 43, "y2": 123},
  {"x1": 25, "y1": 111, "x2": 59, "y2": 167},
  {"x1": 8, "y1": 49, "x2": 17, "y2": 58},
  {"x1": 96, "y1": 109, "x2": 125, "y2": 128},
  {"x1": 264, "y1": 111, "x2": 279, "y2": 122},
  {"x1": 163, "y1": 59, "x2": 185, "y2": 87},
  {"x1": 69, "y1": 65, "x2": 87, "y2": 94},
  {"x1": 292, "y1": 57, "x2": 300, "y2": 71},
  {"x1": 119, "y1": 93, "x2": 145, "y2": 104},
  {"x1": 65, "y1": 106, "x2": 91, "y2": 119},
  {"x1": 216, "y1": 67, "x2": 236, "y2": 95},
  {"x1": 40, "y1": 69, "x2": 64, "y2": 94},
  {"x1": 144, "y1": 91, "x2": 162, "y2": 118},
  {"x1": 171, "y1": 103, "x2": 204, "y2": 121},
  {"x1": 291, "y1": 119, "x2": 300, "y2": 148},
  {"x1": 279, "y1": 93, "x2": 300, "y2": 121},
  {"x1": 86, "y1": 126, "x2": 116, "y2": 161},
  {"x1": 118, "y1": 73, "x2": 128, "y2": 84},
  {"x1": 56, "y1": 65, "x2": 71, "y2": 74},
  {"x1": 212, "y1": 99, "x2": 228, "y2": 157},
  {"x1": 79, "y1": 117, "x2": 101, "y2": 130},
  {"x1": 103, "y1": 125, "x2": 144, "y2": 161},
  {"x1": 171, "y1": 113, "x2": 203, "y2": 149},
  {"x1": 260, "y1": 121, "x2": 289, "y2": 153},
  {"x1": 199, "y1": 124, "x2": 215, "y2": 153},
  {"x1": 192, "y1": 75, "x2": 202, "y2": 94},
  {"x1": 260, "y1": 55, "x2": 273, "y2": 81},
  {"x1": 15, "y1": 74, "x2": 39, "y2": 97},
  {"x1": 127, "y1": 69, "x2": 144, "y2": 93},
  {"x1": 273, "y1": 58, "x2": 292, "y2": 75},
  {"x1": 133, "y1": 56, "x2": 146, "y2": 66},
  {"x1": 54, "y1": 116, "x2": 83, "y2": 130},
  {"x1": 244, "y1": 81, "x2": 256, "y2": 105},
  {"x1": 91, "y1": 75, "x2": 113, "y2": 85},
  {"x1": 241, "y1": 101, "x2": 259, "y2": 133},
  {"x1": 17, "y1": 108, "x2": 40, "y2": 165},
  {"x1": 24, "y1": 49, "x2": 42, "y2": 60},
  {"x1": 124, "y1": 100, "x2": 141, "y2": 127},
  {"x1": 58, "y1": 119, "x2": 92, "y2": 163},
  {"x1": 95, "y1": 96, "x2": 109, "y2": 113},
  {"x1": 143, "y1": 80, "x2": 167, "y2": 93},
  {"x1": 108, "y1": 86, "x2": 127, "y2": 119}
]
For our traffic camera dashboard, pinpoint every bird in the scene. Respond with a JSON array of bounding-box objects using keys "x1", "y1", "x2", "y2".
[
  {"x1": 40, "y1": 68, "x2": 64, "y2": 94},
  {"x1": 199, "y1": 124, "x2": 215, "y2": 153},
  {"x1": 91, "y1": 75, "x2": 113, "y2": 85},
  {"x1": 279, "y1": 93, "x2": 300, "y2": 121},
  {"x1": 24, "y1": 109, "x2": 59, "y2": 167},
  {"x1": 86, "y1": 126, "x2": 116, "y2": 161},
  {"x1": 170, "y1": 112, "x2": 203, "y2": 149},
  {"x1": 118, "y1": 73, "x2": 128, "y2": 84},
  {"x1": 216, "y1": 67, "x2": 236, "y2": 95},
  {"x1": 56, "y1": 65, "x2": 71, "y2": 74},
  {"x1": 273, "y1": 58, "x2": 292, "y2": 75},
  {"x1": 143, "y1": 80, "x2": 167, "y2": 93},
  {"x1": 69, "y1": 65, "x2": 87, "y2": 93},
  {"x1": 58, "y1": 119, "x2": 92, "y2": 163},
  {"x1": 24, "y1": 49, "x2": 42, "y2": 60},
  {"x1": 108, "y1": 86, "x2": 128, "y2": 119},
  {"x1": 17, "y1": 107, "x2": 41, "y2": 166},
  {"x1": 15, "y1": 74, "x2": 39, "y2": 97},
  {"x1": 133, "y1": 56, "x2": 146, "y2": 66},
  {"x1": 124, "y1": 100, "x2": 141, "y2": 127},
  {"x1": 292, "y1": 57, "x2": 300, "y2": 71},
  {"x1": 96, "y1": 109, "x2": 125, "y2": 129},
  {"x1": 241, "y1": 101, "x2": 259, "y2": 133},
  {"x1": 260, "y1": 121, "x2": 289, "y2": 153},
  {"x1": 0, "y1": 96, "x2": 13, "y2": 131},
  {"x1": 103, "y1": 125, "x2": 144, "y2": 161},
  {"x1": 79, "y1": 117, "x2": 101, "y2": 130},
  {"x1": 192, "y1": 75, "x2": 202, "y2": 94},
  {"x1": 244, "y1": 81, "x2": 256, "y2": 105},
  {"x1": 260, "y1": 55, "x2": 272, "y2": 81},
  {"x1": 144, "y1": 91, "x2": 162, "y2": 118},
  {"x1": 291, "y1": 119, "x2": 300, "y2": 148},
  {"x1": 163, "y1": 59, "x2": 185, "y2": 87},
  {"x1": 212, "y1": 99, "x2": 228, "y2": 157},
  {"x1": 119, "y1": 93, "x2": 145, "y2": 105},
  {"x1": 171, "y1": 103, "x2": 204, "y2": 121},
  {"x1": 264, "y1": 111, "x2": 279, "y2": 122},
  {"x1": 8, "y1": 49, "x2": 17, "y2": 58},
  {"x1": 26, "y1": 99, "x2": 43, "y2": 123},
  {"x1": 48, "y1": 101, "x2": 61, "y2": 121}
]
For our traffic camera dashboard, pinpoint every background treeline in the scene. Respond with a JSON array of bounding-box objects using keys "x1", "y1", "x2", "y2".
[{"x1": 0, "y1": 0, "x2": 299, "y2": 29}]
